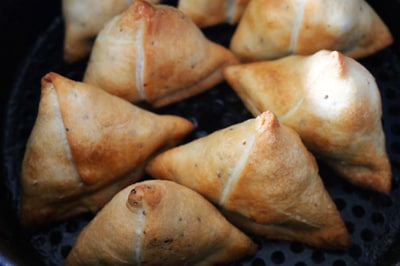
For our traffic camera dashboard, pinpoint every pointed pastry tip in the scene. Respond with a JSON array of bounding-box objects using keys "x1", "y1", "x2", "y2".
[
  {"x1": 362, "y1": 170, "x2": 392, "y2": 194},
  {"x1": 127, "y1": 187, "x2": 144, "y2": 210},
  {"x1": 127, "y1": 182, "x2": 162, "y2": 211},
  {"x1": 132, "y1": 0, "x2": 152, "y2": 10},
  {"x1": 327, "y1": 231, "x2": 351, "y2": 250},
  {"x1": 40, "y1": 72, "x2": 75, "y2": 94},
  {"x1": 41, "y1": 72, "x2": 58, "y2": 87},
  {"x1": 256, "y1": 111, "x2": 280, "y2": 131},
  {"x1": 127, "y1": 184, "x2": 153, "y2": 210},
  {"x1": 223, "y1": 64, "x2": 241, "y2": 80},
  {"x1": 126, "y1": 0, "x2": 155, "y2": 19},
  {"x1": 329, "y1": 51, "x2": 346, "y2": 77},
  {"x1": 167, "y1": 115, "x2": 195, "y2": 142}
]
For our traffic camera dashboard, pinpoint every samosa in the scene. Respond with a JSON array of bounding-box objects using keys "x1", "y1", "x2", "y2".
[
  {"x1": 230, "y1": 0, "x2": 393, "y2": 62},
  {"x1": 65, "y1": 180, "x2": 257, "y2": 266},
  {"x1": 62, "y1": 0, "x2": 161, "y2": 63},
  {"x1": 146, "y1": 111, "x2": 351, "y2": 249},
  {"x1": 83, "y1": 0, "x2": 238, "y2": 108},
  {"x1": 20, "y1": 72, "x2": 193, "y2": 228},
  {"x1": 223, "y1": 50, "x2": 391, "y2": 193}
]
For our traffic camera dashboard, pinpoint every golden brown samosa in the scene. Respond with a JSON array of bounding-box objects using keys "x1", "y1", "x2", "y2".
[
  {"x1": 64, "y1": 180, "x2": 257, "y2": 266},
  {"x1": 20, "y1": 72, "x2": 193, "y2": 228},
  {"x1": 177, "y1": 0, "x2": 250, "y2": 28},
  {"x1": 146, "y1": 111, "x2": 351, "y2": 249},
  {"x1": 223, "y1": 50, "x2": 391, "y2": 193},
  {"x1": 62, "y1": 0, "x2": 161, "y2": 63},
  {"x1": 83, "y1": 0, "x2": 238, "y2": 108},
  {"x1": 230, "y1": 0, "x2": 393, "y2": 62}
]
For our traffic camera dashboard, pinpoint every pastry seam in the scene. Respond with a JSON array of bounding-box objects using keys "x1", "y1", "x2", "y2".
[
  {"x1": 225, "y1": 0, "x2": 237, "y2": 24},
  {"x1": 134, "y1": 206, "x2": 146, "y2": 266},
  {"x1": 219, "y1": 133, "x2": 256, "y2": 205},
  {"x1": 135, "y1": 19, "x2": 146, "y2": 101},
  {"x1": 280, "y1": 96, "x2": 305, "y2": 121},
  {"x1": 289, "y1": 0, "x2": 305, "y2": 53}
]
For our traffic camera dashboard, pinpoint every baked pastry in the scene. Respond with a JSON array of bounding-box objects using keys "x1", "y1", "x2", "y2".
[
  {"x1": 177, "y1": 0, "x2": 250, "y2": 28},
  {"x1": 62, "y1": 0, "x2": 161, "y2": 63},
  {"x1": 65, "y1": 180, "x2": 257, "y2": 265},
  {"x1": 223, "y1": 50, "x2": 391, "y2": 193},
  {"x1": 83, "y1": 0, "x2": 238, "y2": 108},
  {"x1": 230, "y1": 0, "x2": 393, "y2": 62},
  {"x1": 20, "y1": 72, "x2": 193, "y2": 228},
  {"x1": 146, "y1": 111, "x2": 351, "y2": 249}
]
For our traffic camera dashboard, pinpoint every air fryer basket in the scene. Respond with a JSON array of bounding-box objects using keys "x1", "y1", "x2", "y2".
[{"x1": 2, "y1": 0, "x2": 400, "y2": 265}]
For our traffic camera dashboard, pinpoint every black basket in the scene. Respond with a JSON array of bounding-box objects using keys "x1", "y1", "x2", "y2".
[{"x1": 2, "y1": 1, "x2": 400, "y2": 265}]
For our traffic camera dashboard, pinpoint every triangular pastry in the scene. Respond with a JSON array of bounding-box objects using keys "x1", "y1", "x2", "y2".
[
  {"x1": 146, "y1": 111, "x2": 351, "y2": 249},
  {"x1": 223, "y1": 50, "x2": 391, "y2": 193},
  {"x1": 20, "y1": 72, "x2": 193, "y2": 228},
  {"x1": 62, "y1": 0, "x2": 161, "y2": 63},
  {"x1": 83, "y1": 0, "x2": 239, "y2": 108},
  {"x1": 65, "y1": 180, "x2": 257, "y2": 266},
  {"x1": 230, "y1": 0, "x2": 393, "y2": 62},
  {"x1": 177, "y1": 0, "x2": 250, "y2": 28}
]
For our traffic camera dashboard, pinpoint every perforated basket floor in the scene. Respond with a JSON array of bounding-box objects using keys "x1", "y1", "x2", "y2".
[{"x1": 3, "y1": 8, "x2": 400, "y2": 266}]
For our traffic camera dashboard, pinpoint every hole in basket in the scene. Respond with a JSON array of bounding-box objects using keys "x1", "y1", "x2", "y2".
[
  {"x1": 49, "y1": 230, "x2": 63, "y2": 246},
  {"x1": 361, "y1": 228, "x2": 374, "y2": 242},
  {"x1": 352, "y1": 205, "x2": 365, "y2": 218},
  {"x1": 270, "y1": 251, "x2": 285, "y2": 264},
  {"x1": 391, "y1": 124, "x2": 400, "y2": 135},
  {"x1": 333, "y1": 259, "x2": 347, "y2": 266},
  {"x1": 251, "y1": 257, "x2": 266, "y2": 266},
  {"x1": 391, "y1": 142, "x2": 400, "y2": 155},
  {"x1": 371, "y1": 212, "x2": 385, "y2": 225},
  {"x1": 388, "y1": 105, "x2": 400, "y2": 116},
  {"x1": 311, "y1": 250, "x2": 325, "y2": 264},
  {"x1": 294, "y1": 262, "x2": 307, "y2": 266},
  {"x1": 348, "y1": 244, "x2": 362, "y2": 259},
  {"x1": 383, "y1": 87, "x2": 398, "y2": 98}
]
